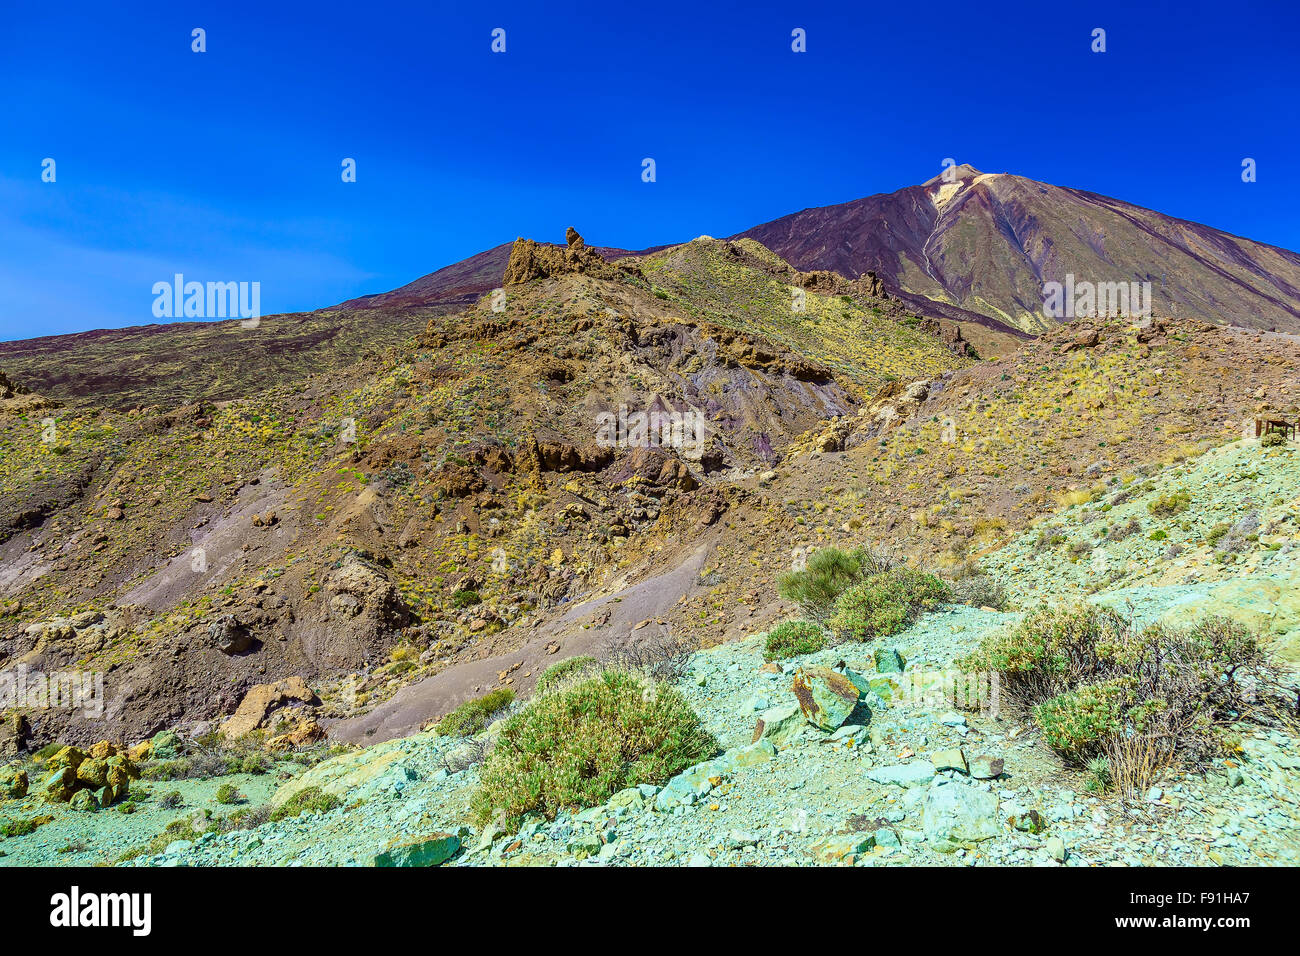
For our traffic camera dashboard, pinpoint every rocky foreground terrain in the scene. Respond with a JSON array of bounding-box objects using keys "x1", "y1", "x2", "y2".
[{"x1": 1, "y1": 229, "x2": 1298, "y2": 867}]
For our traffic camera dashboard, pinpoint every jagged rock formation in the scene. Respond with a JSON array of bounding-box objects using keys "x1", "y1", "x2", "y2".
[
  {"x1": 502, "y1": 227, "x2": 632, "y2": 284},
  {"x1": 0, "y1": 370, "x2": 28, "y2": 399}
]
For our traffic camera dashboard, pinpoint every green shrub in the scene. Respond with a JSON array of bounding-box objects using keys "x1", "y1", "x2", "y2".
[
  {"x1": 472, "y1": 670, "x2": 717, "y2": 827},
  {"x1": 268, "y1": 786, "x2": 342, "y2": 823},
  {"x1": 776, "y1": 547, "x2": 865, "y2": 619},
  {"x1": 0, "y1": 817, "x2": 41, "y2": 838},
  {"x1": 1261, "y1": 430, "x2": 1286, "y2": 448},
  {"x1": 958, "y1": 604, "x2": 1129, "y2": 704},
  {"x1": 1147, "y1": 489, "x2": 1190, "y2": 517},
  {"x1": 1085, "y1": 756, "x2": 1112, "y2": 793},
  {"x1": 215, "y1": 783, "x2": 243, "y2": 805},
  {"x1": 828, "y1": 568, "x2": 949, "y2": 643},
  {"x1": 1104, "y1": 517, "x2": 1141, "y2": 541},
  {"x1": 434, "y1": 688, "x2": 515, "y2": 737},
  {"x1": 1034, "y1": 681, "x2": 1126, "y2": 760},
  {"x1": 118, "y1": 819, "x2": 199, "y2": 862},
  {"x1": 141, "y1": 759, "x2": 191, "y2": 780},
  {"x1": 763, "y1": 620, "x2": 828, "y2": 661},
  {"x1": 452, "y1": 589, "x2": 482, "y2": 609},
  {"x1": 961, "y1": 606, "x2": 1287, "y2": 788},
  {"x1": 240, "y1": 753, "x2": 271, "y2": 775},
  {"x1": 33, "y1": 743, "x2": 65, "y2": 762},
  {"x1": 536, "y1": 656, "x2": 599, "y2": 695},
  {"x1": 947, "y1": 573, "x2": 1007, "y2": 610}
]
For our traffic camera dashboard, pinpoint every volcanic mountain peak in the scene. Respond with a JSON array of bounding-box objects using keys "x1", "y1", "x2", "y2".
[
  {"x1": 737, "y1": 167, "x2": 1300, "y2": 334},
  {"x1": 921, "y1": 162, "x2": 985, "y2": 187}
]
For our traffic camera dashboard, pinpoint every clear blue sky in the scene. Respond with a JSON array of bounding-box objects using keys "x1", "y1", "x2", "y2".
[{"x1": 2, "y1": 0, "x2": 1298, "y2": 340}]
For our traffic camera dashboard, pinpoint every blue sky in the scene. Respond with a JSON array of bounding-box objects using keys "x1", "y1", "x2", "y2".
[{"x1": 2, "y1": 0, "x2": 1298, "y2": 340}]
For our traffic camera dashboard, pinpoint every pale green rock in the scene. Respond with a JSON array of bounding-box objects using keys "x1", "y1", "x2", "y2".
[
  {"x1": 717, "y1": 739, "x2": 776, "y2": 772},
  {"x1": 654, "y1": 759, "x2": 729, "y2": 811},
  {"x1": 792, "y1": 667, "x2": 862, "y2": 731},
  {"x1": 865, "y1": 761, "x2": 936, "y2": 788},
  {"x1": 969, "y1": 755, "x2": 1004, "y2": 779},
  {"x1": 374, "y1": 832, "x2": 460, "y2": 867},
  {"x1": 923, "y1": 782, "x2": 1001, "y2": 852},
  {"x1": 874, "y1": 647, "x2": 906, "y2": 673},
  {"x1": 931, "y1": 748, "x2": 968, "y2": 774},
  {"x1": 272, "y1": 732, "x2": 433, "y2": 807},
  {"x1": 0, "y1": 765, "x2": 27, "y2": 800},
  {"x1": 567, "y1": 835, "x2": 602, "y2": 860},
  {"x1": 608, "y1": 787, "x2": 645, "y2": 812},
  {"x1": 150, "y1": 730, "x2": 182, "y2": 759},
  {"x1": 753, "y1": 703, "x2": 805, "y2": 749}
]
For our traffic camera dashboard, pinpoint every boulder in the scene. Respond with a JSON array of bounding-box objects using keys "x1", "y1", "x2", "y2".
[
  {"x1": 76, "y1": 758, "x2": 110, "y2": 789},
  {"x1": 1063, "y1": 329, "x2": 1101, "y2": 352},
  {"x1": 266, "y1": 717, "x2": 326, "y2": 752},
  {"x1": 41, "y1": 766, "x2": 77, "y2": 803},
  {"x1": 127, "y1": 741, "x2": 153, "y2": 762},
  {"x1": 969, "y1": 755, "x2": 1004, "y2": 779},
  {"x1": 373, "y1": 832, "x2": 461, "y2": 867},
  {"x1": 923, "y1": 782, "x2": 1001, "y2": 852},
  {"x1": 751, "y1": 703, "x2": 805, "y2": 749},
  {"x1": 150, "y1": 730, "x2": 182, "y2": 759},
  {"x1": 208, "y1": 615, "x2": 255, "y2": 655},
  {"x1": 0, "y1": 712, "x2": 29, "y2": 757},
  {"x1": 0, "y1": 765, "x2": 28, "y2": 799},
  {"x1": 47, "y1": 746, "x2": 87, "y2": 773},
  {"x1": 791, "y1": 667, "x2": 862, "y2": 731},
  {"x1": 272, "y1": 733, "x2": 433, "y2": 808},
  {"x1": 865, "y1": 761, "x2": 936, "y2": 788},
  {"x1": 873, "y1": 647, "x2": 906, "y2": 674},
  {"x1": 931, "y1": 748, "x2": 968, "y2": 774},
  {"x1": 715, "y1": 739, "x2": 776, "y2": 772},
  {"x1": 607, "y1": 787, "x2": 646, "y2": 813},
  {"x1": 87, "y1": 740, "x2": 120, "y2": 760},
  {"x1": 222, "y1": 676, "x2": 318, "y2": 740},
  {"x1": 654, "y1": 759, "x2": 729, "y2": 811},
  {"x1": 325, "y1": 555, "x2": 410, "y2": 629},
  {"x1": 105, "y1": 755, "x2": 137, "y2": 796},
  {"x1": 69, "y1": 788, "x2": 99, "y2": 812}
]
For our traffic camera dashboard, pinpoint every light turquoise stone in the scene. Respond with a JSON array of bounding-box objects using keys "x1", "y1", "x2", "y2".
[
  {"x1": 864, "y1": 761, "x2": 936, "y2": 788},
  {"x1": 374, "y1": 832, "x2": 461, "y2": 867}
]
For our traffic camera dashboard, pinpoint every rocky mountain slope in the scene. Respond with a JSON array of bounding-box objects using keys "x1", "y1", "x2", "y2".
[
  {"x1": 737, "y1": 165, "x2": 1300, "y2": 334},
  {"x1": 5, "y1": 434, "x2": 1298, "y2": 868},
  {"x1": 2, "y1": 231, "x2": 1298, "y2": 869}
]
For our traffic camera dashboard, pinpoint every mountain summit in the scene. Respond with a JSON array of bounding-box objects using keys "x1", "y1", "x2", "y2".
[{"x1": 736, "y1": 168, "x2": 1300, "y2": 333}]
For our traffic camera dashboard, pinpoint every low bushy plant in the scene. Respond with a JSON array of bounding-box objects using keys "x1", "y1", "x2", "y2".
[
  {"x1": 828, "y1": 568, "x2": 949, "y2": 643},
  {"x1": 1147, "y1": 489, "x2": 1190, "y2": 517},
  {"x1": 451, "y1": 589, "x2": 481, "y2": 609},
  {"x1": 960, "y1": 605, "x2": 1291, "y2": 790},
  {"x1": 535, "y1": 656, "x2": 600, "y2": 695},
  {"x1": 268, "y1": 786, "x2": 342, "y2": 823},
  {"x1": 776, "y1": 547, "x2": 865, "y2": 619},
  {"x1": 434, "y1": 688, "x2": 515, "y2": 737},
  {"x1": 947, "y1": 573, "x2": 1008, "y2": 611},
  {"x1": 763, "y1": 619, "x2": 828, "y2": 661},
  {"x1": 1034, "y1": 681, "x2": 1125, "y2": 759},
  {"x1": 472, "y1": 670, "x2": 717, "y2": 827}
]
